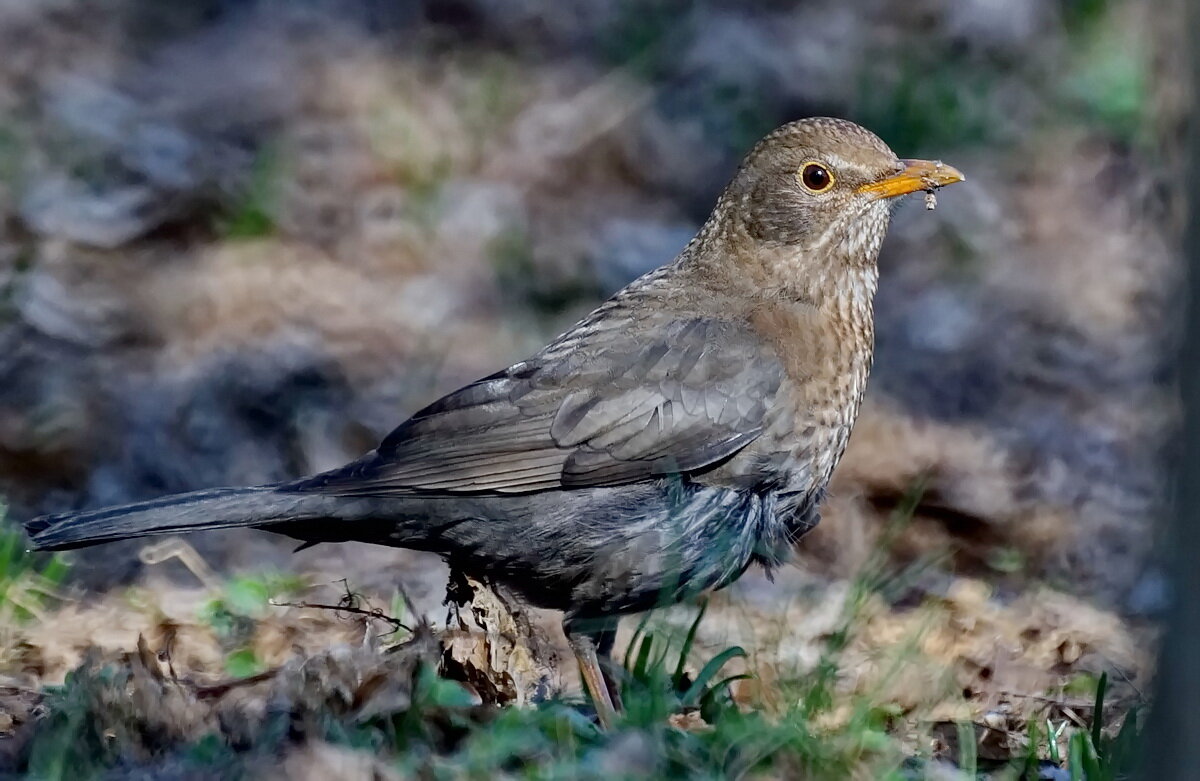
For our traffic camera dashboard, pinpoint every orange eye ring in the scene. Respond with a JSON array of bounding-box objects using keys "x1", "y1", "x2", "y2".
[{"x1": 798, "y1": 161, "x2": 835, "y2": 193}]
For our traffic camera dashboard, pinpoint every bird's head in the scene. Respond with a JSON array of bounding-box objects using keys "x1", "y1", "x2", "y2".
[{"x1": 715, "y1": 117, "x2": 964, "y2": 267}]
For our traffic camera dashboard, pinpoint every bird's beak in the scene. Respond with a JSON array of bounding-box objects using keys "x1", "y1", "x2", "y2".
[{"x1": 857, "y1": 159, "x2": 966, "y2": 200}]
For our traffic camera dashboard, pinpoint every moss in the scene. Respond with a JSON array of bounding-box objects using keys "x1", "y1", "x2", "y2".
[{"x1": 219, "y1": 145, "x2": 281, "y2": 240}]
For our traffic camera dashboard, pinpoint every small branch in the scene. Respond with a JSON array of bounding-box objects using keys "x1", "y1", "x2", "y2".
[
  {"x1": 269, "y1": 599, "x2": 411, "y2": 633},
  {"x1": 182, "y1": 669, "x2": 281, "y2": 700},
  {"x1": 270, "y1": 579, "x2": 413, "y2": 635},
  {"x1": 996, "y1": 690, "x2": 1099, "y2": 710}
]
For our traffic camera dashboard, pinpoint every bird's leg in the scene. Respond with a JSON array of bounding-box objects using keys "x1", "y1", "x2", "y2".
[
  {"x1": 593, "y1": 624, "x2": 624, "y2": 712},
  {"x1": 566, "y1": 623, "x2": 618, "y2": 729}
]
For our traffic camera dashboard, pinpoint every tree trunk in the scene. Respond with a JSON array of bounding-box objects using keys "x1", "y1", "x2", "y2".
[{"x1": 1146, "y1": 2, "x2": 1200, "y2": 775}]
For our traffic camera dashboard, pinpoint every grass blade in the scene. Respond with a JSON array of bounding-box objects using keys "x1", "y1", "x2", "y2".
[
  {"x1": 673, "y1": 601, "x2": 708, "y2": 687},
  {"x1": 1091, "y1": 671, "x2": 1108, "y2": 757},
  {"x1": 682, "y1": 646, "x2": 746, "y2": 708}
]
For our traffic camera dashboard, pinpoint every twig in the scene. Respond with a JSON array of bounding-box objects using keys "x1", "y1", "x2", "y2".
[
  {"x1": 269, "y1": 599, "x2": 411, "y2": 633},
  {"x1": 1059, "y1": 706, "x2": 1090, "y2": 730},
  {"x1": 270, "y1": 579, "x2": 412, "y2": 634},
  {"x1": 997, "y1": 690, "x2": 1098, "y2": 710},
  {"x1": 181, "y1": 669, "x2": 281, "y2": 700},
  {"x1": 1096, "y1": 653, "x2": 1146, "y2": 702},
  {"x1": 138, "y1": 538, "x2": 221, "y2": 591}
]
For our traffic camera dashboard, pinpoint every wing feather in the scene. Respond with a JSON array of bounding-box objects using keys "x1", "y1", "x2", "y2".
[{"x1": 300, "y1": 309, "x2": 785, "y2": 496}]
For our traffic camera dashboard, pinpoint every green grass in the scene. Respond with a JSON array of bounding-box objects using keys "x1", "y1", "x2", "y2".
[
  {"x1": 16, "y1": 557, "x2": 910, "y2": 779},
  {"x1": 1060, "y1": 13, "x2": 1149, "y2": 147},
  {"x1": 1015, "y1": 671, "x2": 1144, "y2": 780},
  {"x1": 0, "y1": 504, "x2": 68, "y2": 624},
  {"x1": 854, "y1": 52, "x2": 1008, "y2": 155},
  {"x1": 197, "y1": 570, "x2": 308, "y2": 677},
  {"x1": 218, "y1": 144, "x2": 281, "y2": 239},
  {"x1": 24, "y1": 660, "x2": 159, "y2": 781},
  {"x1": 375, "y1": 619, "x2": 901, "y2": 779},
  {"x1": 14, "y1": 489, "x2": 1146, "y2": 778},
  {"x1": 1065, "y1": 673, "x2": 1143, "y2": 781},
  {"x1": 849, "y1": 0, "x2": 1148, "y2": 156}
]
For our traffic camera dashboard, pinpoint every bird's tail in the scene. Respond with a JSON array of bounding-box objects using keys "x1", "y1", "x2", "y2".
[{"x1": 24, "y1": 486, "x2": 340, "y2": 551}]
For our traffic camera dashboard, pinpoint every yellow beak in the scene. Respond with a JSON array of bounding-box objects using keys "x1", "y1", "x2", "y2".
[{"x1": 857, "y1": 159, "x2": 966, "y2": 200}]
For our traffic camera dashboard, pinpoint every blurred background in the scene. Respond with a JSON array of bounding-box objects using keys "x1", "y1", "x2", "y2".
[{"x1": 0, "y1": 0, "x2": 1187, "y2": 774}]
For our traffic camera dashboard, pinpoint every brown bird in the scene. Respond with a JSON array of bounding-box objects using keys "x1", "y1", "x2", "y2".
[{"x1": 25, "y1": 117, "x2": 963, "y2": 726}]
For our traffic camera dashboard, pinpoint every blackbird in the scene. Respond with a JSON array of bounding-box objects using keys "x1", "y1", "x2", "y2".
[{"x1": 25, "y1": 117, "x2": 963, "y2": 725}]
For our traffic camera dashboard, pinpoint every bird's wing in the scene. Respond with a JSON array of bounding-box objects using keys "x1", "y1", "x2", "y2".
[{"x1": 300, "y1": 314, "x2": 784, "y2": 496}]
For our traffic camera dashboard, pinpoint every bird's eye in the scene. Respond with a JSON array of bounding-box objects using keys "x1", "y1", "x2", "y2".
[{"x1": 798, "y1": 162, "x2": 835, "y2": 193}]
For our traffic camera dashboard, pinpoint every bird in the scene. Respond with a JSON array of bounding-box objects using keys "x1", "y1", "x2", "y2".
[{"x1": 25, "y1": 117, "x2": 963, "y2": 727}]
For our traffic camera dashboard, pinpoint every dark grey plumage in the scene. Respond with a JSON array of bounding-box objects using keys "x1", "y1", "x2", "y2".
[{"x1": 24, "y1": 117, "x2": 964, "y2": 725}]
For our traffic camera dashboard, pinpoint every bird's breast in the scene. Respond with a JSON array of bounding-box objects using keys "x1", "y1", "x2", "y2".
[{"x1": 742, "y1": 267, "x2": 878, "y2": 517}]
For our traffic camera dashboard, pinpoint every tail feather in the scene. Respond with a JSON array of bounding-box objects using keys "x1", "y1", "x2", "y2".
[{"x1": 25, "y1": 486, "x2": 336, "y2": 551}]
